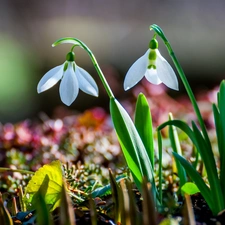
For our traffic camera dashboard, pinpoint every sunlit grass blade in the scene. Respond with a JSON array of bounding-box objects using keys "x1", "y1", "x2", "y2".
[
  {"x1": 36, "y1": 187, "x2": 53, "y2": 225},
  {"x1": 213, "y1": 104, "x2": 222, "y2": 160},
  {"x1": 168, "y1": 113, "x2": 187, "y2": 188},
  {"x1": 191, "y1": 147, "x2": 199, "y2": 170},
  {"x1": 157, "y1": 131, "x2": 163, "y2": 204},
  {"x1": 120, "y1": 180, "x2": 137, "y2": 225},
  {"x1": 192, "y1": 122, "x2": 224, "y2": 213},
  {"x1": 212, "y1": 102, "x2": 225, "y2": 197},
  {"x1": 110, "y1": 98, "x2": 156, "y2": 197},
  {"x1": 158, "y1": 120, "x2": 196, "y2": 145},
  {"x1": 142, "y1": 178, "x2": 157, "y2": 225},
  {"x1": 0, "y1": 193, "x2": 13, "y2": 225},
  {"x1": 18, "y1": 186, "x2": 26, "y2": 212},
  {"x1": 109, "y1": 169, "x2": 124, "y2": 224},
  {"x1": 172, "y1": 152, "x2": 214, "y2": 214},
  {"x1": 60, "y1": 183, "x2": 76, "y2": 225},
  {"x1": 135, "y1": 93, "x2": 154, "y2": 166},
  {"x1": 89, "y1": 197, "x2": 97, "y2": 225}
]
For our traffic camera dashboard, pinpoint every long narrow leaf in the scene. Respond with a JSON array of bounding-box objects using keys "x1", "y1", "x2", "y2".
[
  {"x1": 120, "y1": 180, "x2": 137, "y2": 225},
  {"x1": 218, "y1": 81, "x2": 225, "y2": 200},
  {"x1": 172, "y1": 152, "x2": 214, "y2": 213},
  {"x1": 158, "y1": 118, "x2": 223, "y2": 213},
  {"x1": 60, "y1": 183, "x2": 76, "y2": 225},
  {"x1": 110, "y1": 98, "x2": 156, "y2": 198},
  {"x1": 168, "y1": 114, "x2": 187, "y2": 188},
  {"x1": 158, "y1": 120, "x2": 196, "y2": 146},
  {"x1": 157, "y1": 131, "x2": 163, "y2": 204},
  {"x1": 135, "y1": 93, "x2": 154, "y2": 166},
  {"x1": 109, "y1": 169, "x2": 123, "y2": 224},
  {"x1": 142, "y1": 178, "x2": 157, "y2": 225},
  {"x1": 213, "y1": 104, "x2": 222, "y2": 160},
  {"x1": 0, "y1": 193, "x2": 13, "y2": 225},
  {"x1": 192, "y1": 122, "x2": 224, "y2": 213}
]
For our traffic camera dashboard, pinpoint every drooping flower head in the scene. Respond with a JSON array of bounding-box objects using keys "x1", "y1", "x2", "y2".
[
  {"x1": 124, "y1": 37, "x2": 178, "y2": 91},
  {"x1": 37, "y1": 51, "x2": 99, "y2": 106}
]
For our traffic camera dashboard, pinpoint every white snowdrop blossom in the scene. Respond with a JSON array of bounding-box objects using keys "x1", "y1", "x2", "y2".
[
  {"x1": 37, "y1": 52, "x2": 99, "y2": 106},
  {"x1": 124, "y1": 38, "x2": 178, "y2": 91}
]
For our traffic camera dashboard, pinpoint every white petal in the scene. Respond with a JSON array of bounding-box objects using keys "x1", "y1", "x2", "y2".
[
  {"x1": 124, "y1": 49, "x2": 149, "y2": 91},
  {"x1": 145, "y1": 68, "x2": 162, "y2": 85},
  {"x1": 156, "y1": 50, "x2": 179, "y2": 90},
  {"x1": 59, "y1": 62, "x2": 79, "y2": 106},
  {"x1": 37, "y1": 65, "x2": 63, "y2": 93},
  {"x1": 75, "y1": 65, "x2": 99, "y2": 97}
]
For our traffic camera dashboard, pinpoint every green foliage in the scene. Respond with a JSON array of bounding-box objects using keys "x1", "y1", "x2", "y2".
[
  {"x1": 35, "y1": 184, "x2": 53, "y2": 225},
  {"x1": 109, "y1": 169, "x2": 124, "y2": 224},
  {"x1": 110, "y1": 97, "x2": 156, "y2": 200},
  {"x1": 91, "y1": 173, "x2": 127, "y2": 198},
  {"x1": 142, "y1": 178, "x2": 157, "y2": 225},
  {"x1": 215, "y1": 80, "x2": 225, "y2": 205},
  {"x1": 172, "y1": 152, "x2": 213, "y2": 211},
  {"x1": 168, "y1": 113, "x2": 187, "y2": 188},
  {"x1": 23, "y1": 160, "x2": 63, "y2": 212},
  {"x1": 59, "y1": 184, "x2": 76, "y2": 225},
  {"x1": 135, "y1": 93, "x2": 154, "y2": 166},
  {"x1": 181, "y1": 182, "x2": 200, "y2": 195}
]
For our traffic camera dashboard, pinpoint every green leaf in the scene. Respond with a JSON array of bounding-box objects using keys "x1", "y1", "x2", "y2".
[
  {"x1": 181, "y1": 182, "x2": 200, "y2": 195},
  {"x1": 142, "y1": 178, "x2": 157, "y2": 225},
  {"x1": 59, "y1": 183, "x2": 76, "y2": 225},
  {"x1": 91, "y1": 173, "x2": 126, "y2": 198},
  {"x1": 110, "y1": 98, "x2": 156, "y2": 198},
  {"x1": 168, "y1": 114, "x2": 187, "y2": 188},
  {"x1": 157, "y1": 131, "x2": 163, "y2": 204},
  {"x1": 217, "y1": 80, "x2": 225, "y2": 201},
  {"x1": 109, "y1": 169, "x2": 123, "y2": 224},
  {"x1": 158, "y1": 120, "x2": 196, "y2": 145},
  {"x1": 135, "y1": 93, "x2": 154, "y2": 166},
  {"x1": 89, "y1": 197, "x2": 97, "y2": 225},
  {"x1": 192, "y1": 122, "x2": 224, "y2": 213},
  {"x1": 158, "y1": 218, "x2": 179, "y2": 225},
  {"x1": 172, "y1": 152, "x2": 214, "y2": 214},
  {"x1": 35, "y1": 181, "x2": 53, "y2": 225},
  {"x1": 24, "y1": 160, "x2": 63, "y2": 211}
]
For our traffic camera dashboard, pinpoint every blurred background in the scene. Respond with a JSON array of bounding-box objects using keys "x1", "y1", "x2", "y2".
[{"x1": 1, "y1": 0, "x2": 225, "y2": 122}]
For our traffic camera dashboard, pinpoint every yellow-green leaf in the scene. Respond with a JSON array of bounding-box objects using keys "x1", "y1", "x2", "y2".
[
  {"x1": 24, "y1": 160, "x2": 63, "y2": 211},
  {"x1": 181, "y1": 182, "x2": 200, "y2": 195}
]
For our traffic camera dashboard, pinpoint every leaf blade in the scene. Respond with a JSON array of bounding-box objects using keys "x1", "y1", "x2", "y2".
[{"x1": 135, "y1": 93, "x2": 154, "y2": 166}]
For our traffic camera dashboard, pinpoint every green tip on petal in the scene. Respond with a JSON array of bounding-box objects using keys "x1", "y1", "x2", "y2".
[
  {"x1": 149, "y1": 39, "x2": 158, "y2": 50},
  {"x1": 63, "y1": 62, "x2": 69, "y2": 72}
]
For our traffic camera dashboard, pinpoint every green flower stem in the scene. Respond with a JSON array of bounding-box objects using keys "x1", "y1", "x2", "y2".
[
  {"x1": 0, "y1": 167, "x2": 34, "y2": 174},
  {"x1": 53, "y1": 38, "x2": 114, "y2": 99},
  {"x1": 150, "y1": 24, "x2": 210, "y2": 146}
]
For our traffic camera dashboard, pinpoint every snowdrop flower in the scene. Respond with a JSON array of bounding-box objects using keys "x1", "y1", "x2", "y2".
[
  {"x1": 124, "y1": 38, "x2": 178, "y2": 91},
  {"x1": 37, "y1": 52, "x2": 99, "y2": 106}
]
